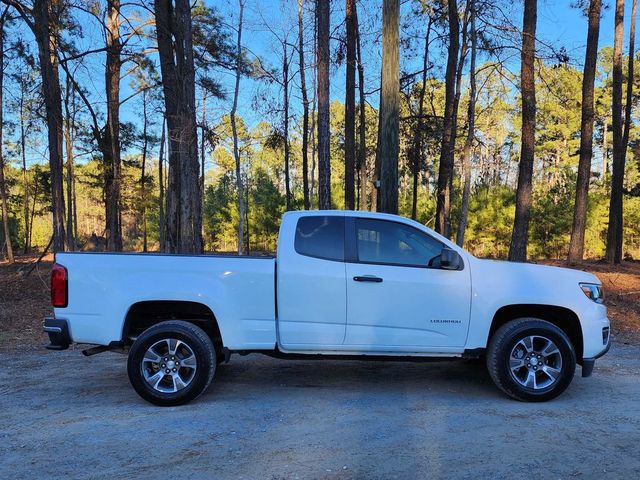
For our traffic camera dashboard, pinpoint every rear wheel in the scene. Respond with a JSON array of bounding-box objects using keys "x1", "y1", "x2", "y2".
[
  {"x1": 486, "y1": 318, "x2": 576, "y2": 402},
  {"x1": 127, "y1": 321, "x2": 216, "y2": 406}
]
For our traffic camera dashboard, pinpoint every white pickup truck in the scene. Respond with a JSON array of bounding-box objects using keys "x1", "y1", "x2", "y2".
[{"x1": 45, "y1": 210, "x2": 610, "y2": 406}]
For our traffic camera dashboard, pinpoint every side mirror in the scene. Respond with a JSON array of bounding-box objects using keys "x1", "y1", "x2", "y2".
[{"x1": 440, "y1": 247, "x2": 462, "y2": 270}]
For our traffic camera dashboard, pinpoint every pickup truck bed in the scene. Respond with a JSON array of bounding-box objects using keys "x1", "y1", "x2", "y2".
[{"x1": 55, "y1": 252, "x2": 277, "y2": 350}]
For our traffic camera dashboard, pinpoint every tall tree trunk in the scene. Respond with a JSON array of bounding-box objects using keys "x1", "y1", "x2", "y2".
[
  {"x1": 376, "y1": 0, "x2": 400, "y2": 214},
  {"x1": 508, "y1": 0, "x2": 537, "y2": 262},
  {"x1": 0, "y1": 10, "x2": 12, "y2": 262},
  {"x1": 344, "y1": 0, "x2": 357, "y2": 210},
  {"x1": 19, "y1": 77, "x2": 30, "y2": 254},
  {"x1": 154, "y1": 0, "x2": 203, "y2": 253},
  {"x1": 34, "y1": 0, "x2": 66, "y2": 251},
  {"x1": 603, "y1": 119, "x2": 608, "y2": 177},
  {"x1": 230, "y1": 0, "x2": 245, "y2": 253},
  {"x1": 283, "y1": 44, "x2": 292, "y2": 211},
  {"x1": 29, "y1": 178, "x2": 38, "y2": 249},
  {"x1": 623, "y1": 0, "x2": 637, "y2": 149},
  {"x1": 104, "y1": 0, "x2": 123, "y2": 251},
  {"x1": 310, "y1": 82, "x2": 317, "y2": 207},
  {"x1": 606, "y1": 0, "x2": 627, "y2": 264},
  {"x1": 435, "y1": 0, "x2": 459, "y2": 234},
  {"x1": 356, "y1": 6, "x2": 367, "y2": 211},
  {"x1": 411, "y1": 18, "x2": 432, "y2": 220},
  {"x1": 200, "y1": 93, "x2": 207, "y2": 225},
  {"x1": 456, "y1": 1, "x2": 477, "y2": 247},
  {"x1": 158, "y1": 115, "x2": 166, "y2": 251},
  {"x1": 568, "y1": 0, "x2": 602, "y2": 262},
  {"x1": 448, "y1": 3, "x2": 471, "y2": 237},
  {"x1": 141, "y1": 89, "x2": 149, "y2": 252},
  {"x1": 297, "y1": 0, "x2": 310, "y2": 210},
  {"x1": 72, "y1": 171, "x2": 77, "y2": 242},
  {"x1": 317, "y1": 0, "x2": 331, "y2": 209},
  {"x1": 63, "y1": 75, "x2": 75, "y2": 251}
]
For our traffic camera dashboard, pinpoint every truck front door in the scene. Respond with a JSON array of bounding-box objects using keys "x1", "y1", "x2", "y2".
[{"x1": 344, "y1": 217, "x2": 471, "y2": 351}]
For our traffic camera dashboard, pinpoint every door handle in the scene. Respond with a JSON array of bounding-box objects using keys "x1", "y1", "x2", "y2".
[{"x1": 353, "y1": 275, "x2": 383, "y2": 283}]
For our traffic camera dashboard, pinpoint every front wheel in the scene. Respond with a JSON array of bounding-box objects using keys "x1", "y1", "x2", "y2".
[
  {"x1": 486, "y1": 318, "x2": 576, "y2": 402},
  {"x1": 127, "y1": 321, "x2": 216, "y2": 406}
]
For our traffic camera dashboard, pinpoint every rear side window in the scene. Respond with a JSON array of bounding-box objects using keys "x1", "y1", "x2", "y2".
[{"x1": 295, "y1": 216, "x2": 345, "y2": 261}]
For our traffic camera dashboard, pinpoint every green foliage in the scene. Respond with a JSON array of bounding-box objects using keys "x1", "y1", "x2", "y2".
[{"x1": 463, "y1": 185, "x2": 515, "y2": 259}]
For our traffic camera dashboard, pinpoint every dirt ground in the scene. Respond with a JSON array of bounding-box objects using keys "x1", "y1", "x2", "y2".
[{"x1": 1, "y1": 344, "x2": 639, "y2": 479}]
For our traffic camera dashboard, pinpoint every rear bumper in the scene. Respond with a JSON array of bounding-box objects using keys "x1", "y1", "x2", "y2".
[{"x1": 44, "y1": 317, "x2": 71, "y2": 350}]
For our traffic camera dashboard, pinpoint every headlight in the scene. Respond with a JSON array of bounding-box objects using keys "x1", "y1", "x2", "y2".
[{"x1": 580, "y1": 283, "x2": 604, "y2": 303}]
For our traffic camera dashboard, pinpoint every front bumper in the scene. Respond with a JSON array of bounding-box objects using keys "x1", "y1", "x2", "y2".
[
  {"x1": 44, "y1": 317, "x2": 71, "y2": 350},
  {"x1": 581, "y1": 329, "x2": 611, "y2": 377}
]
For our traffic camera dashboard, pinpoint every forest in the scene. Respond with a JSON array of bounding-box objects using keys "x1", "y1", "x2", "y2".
[{"x1": 0, "y1": 0, "x2": 639, "y2": 264}]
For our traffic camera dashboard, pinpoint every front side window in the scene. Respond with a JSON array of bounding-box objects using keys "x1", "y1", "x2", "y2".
[
  {"x1": 295, "y1": 216, "x2": 345, "y2": 261},
  {"x1": 356, "y1": 218, "x2": 443, "y2": 267}
]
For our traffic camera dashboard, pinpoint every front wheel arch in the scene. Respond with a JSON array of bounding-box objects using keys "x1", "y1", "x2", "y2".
[{"x1": 488, "y1": 304, "x2": 583, "y2": 363}]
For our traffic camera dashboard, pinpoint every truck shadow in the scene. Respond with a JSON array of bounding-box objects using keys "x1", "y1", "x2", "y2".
[{"x1": 202, "y1": 355, "x2": 500, "y2": 401}]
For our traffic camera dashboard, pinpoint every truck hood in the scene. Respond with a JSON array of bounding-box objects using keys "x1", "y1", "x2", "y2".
[{"x1": 471, "y1": 258, "x2": 601, "y2": 286}]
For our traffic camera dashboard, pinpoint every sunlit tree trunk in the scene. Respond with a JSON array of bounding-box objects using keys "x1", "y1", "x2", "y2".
[
  {"x1": 63, "y1": 75, "x2": 76, "y2": 251},
  {"x1": 344, "y1": 0, "x2": 357, "y2": 210},
  {"x1": 356, "y1": 6, "x2": 367, "y2": 211},
  {"x1": 457, "y1": 1, "x2": 477, "y2": 247},
  {"x1": 509, "y1": 0, "x2": 537, "y2": 262},
  {"x1": 0, "y1": 10, "x2": 12, "y2": 262},
  {"x1": 411, "y1": 18, "x2": 432, "y2": 221},
  {"x1": 200, "y1": 93, "x2": 207, "y2": 226},
  {"x1": 623, "y1": 0, "x2": 636, "y2": 149},
  {"x1": 104, "y1": 0, "x2": 123, "y2": 251},
  {"x1": 34, "y1": 0, "x2": 66, "y2": 251},
  {"x1": 283, "y1": 44, "x2": 292, "y2": 211},
  {"x1": 606, "y1": 0, "x2": 627, "y2": 264},
  {"x1": 158, "y1": 116, "x2": 166, "y2": 251},
  {"x1": 154, "y1": 0, "x2": 203, "y2": 253},
  {"x1": 435, "y1": 0, "x2": 459, "y2": 234},
  {"x1": 317, "y1": 0, "x2": 331, "y2": 209},
  {"x1": 376, "y1": 0, "x2": 400, "y2": 214},
  {"x1": 568, "y1": 0, "x2": 601, "y2": 262},
  {"x1": 18, "y1": 73, "x2": 29, "y2": 254},
  {"x1": 230, "y1": 0, "x2": 245, "y2": 252},
  {"x1": 297, "y1": 0, "x2": 310, "y2": 210},
  {"x1": 141, "y1": 89, "x2": 150, "y2": 252}
]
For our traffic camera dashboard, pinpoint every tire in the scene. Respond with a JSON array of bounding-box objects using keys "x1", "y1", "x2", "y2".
[
  {"x1": 127, "y1": 320, "x2": 216, "y2": 406},
  {"x1": 486, "y1": 318, "x2": 576, "y2": 402}
]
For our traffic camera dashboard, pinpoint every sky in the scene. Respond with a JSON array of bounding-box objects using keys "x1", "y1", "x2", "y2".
[{"x1": 4, "y1": 0, "x2": 639, "y2": 168}]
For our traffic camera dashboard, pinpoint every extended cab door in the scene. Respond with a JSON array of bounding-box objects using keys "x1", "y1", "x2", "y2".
[
  {"x1": 277, "y1": 213, "x2": 347, "y2": 349},
  {"x1": 344, "y1": 217, "x2": 471, "y2": 351}
]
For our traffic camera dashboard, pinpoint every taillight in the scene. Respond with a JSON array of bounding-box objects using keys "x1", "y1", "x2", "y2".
[{"x1": 51, "y1": 263, "x2": 68, "y2": 308}]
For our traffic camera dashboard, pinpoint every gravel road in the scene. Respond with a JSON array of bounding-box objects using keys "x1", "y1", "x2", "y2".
[{"x1": 1, "y1": 342, "x2": 639, "y2": 479}]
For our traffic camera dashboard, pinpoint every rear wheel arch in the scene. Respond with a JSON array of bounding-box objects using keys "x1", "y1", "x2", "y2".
[
  {"x1": 122, "y1": 300, "x2": 224, "y2": 357},
  {"x1": 488, "y1": 304, "x2": 583, "y2": 362}
]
